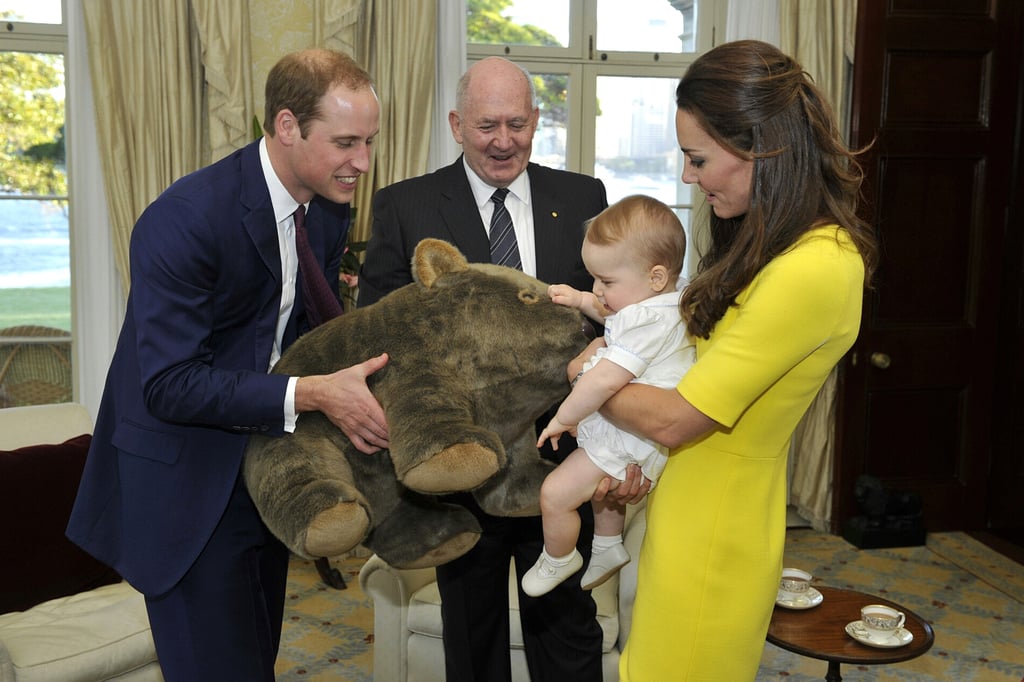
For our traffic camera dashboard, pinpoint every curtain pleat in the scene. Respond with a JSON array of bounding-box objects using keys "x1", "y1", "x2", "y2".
[
  {"x1": 81, "y1": 0, "x2": 206, "y2": 296},
  {"x1": 193, "y1": 1, "x2": 254, "y2": 163},
  {"x1": 778, "y1": 0, "x2": 858, "y2": 532},
  {"x1": 315, "y1": 0, "x2": 361, "y2": 56},
  {"x1": 352, "y1": 0, "x2": 437, "y2": 244}
]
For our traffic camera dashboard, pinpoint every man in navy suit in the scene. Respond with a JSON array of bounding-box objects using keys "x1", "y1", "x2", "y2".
[
  {"x1": 359, "y1": 56, "x2": 607, "y2": 682},
  {"x1": 66, "y1": 49, "x2": 389, "y2": 682}
]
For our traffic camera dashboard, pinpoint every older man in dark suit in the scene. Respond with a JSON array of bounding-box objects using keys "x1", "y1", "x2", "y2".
[
  {"x1": 359, "y1": 56, "x2": 608, "y2": 682},
  {"x1": 67, "y1": 49, "x2": 388, "y2": 682}
]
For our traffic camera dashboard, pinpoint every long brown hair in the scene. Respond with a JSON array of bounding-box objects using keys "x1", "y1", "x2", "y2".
[{"x1": 676, "y1": 40, "x2": 878, "y2": 338}]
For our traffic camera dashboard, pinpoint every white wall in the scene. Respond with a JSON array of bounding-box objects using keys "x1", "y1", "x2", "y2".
[{"x1": 67, "y1": 0, "x2": 123, "y2": 421}]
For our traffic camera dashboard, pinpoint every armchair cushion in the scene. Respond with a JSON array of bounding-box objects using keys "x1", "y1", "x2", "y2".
[
  {"x1": 0, "y1": 435, "x2": 121, "y2": 614},
  {"x1": 360, "y1": 500, "x2": 647, "y2": 682}
]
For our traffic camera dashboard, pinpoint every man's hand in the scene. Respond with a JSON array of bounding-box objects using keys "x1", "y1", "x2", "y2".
[
  {"x1": 295, "y1": 353, "x2": 390, "y2": 454},
  {"x1": 594, "y1": 463, "x2": 650, "y2": 505}
]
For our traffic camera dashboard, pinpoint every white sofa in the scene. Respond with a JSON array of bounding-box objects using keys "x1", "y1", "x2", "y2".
[
  {"x1": 0, "y1": 403, "x2": 162, "y2": 682},
  {"x1": 359, "y1": 500, "x2": 646, "y2": 682}
]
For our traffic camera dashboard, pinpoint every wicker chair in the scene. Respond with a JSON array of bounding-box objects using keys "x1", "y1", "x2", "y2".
[{"x1": 0, "y1": 325, "x2": 73, "y2": 408}]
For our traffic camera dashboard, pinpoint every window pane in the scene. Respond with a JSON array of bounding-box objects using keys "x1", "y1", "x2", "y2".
[
  {"x1": 594, "y1": 75, "x2": 690, "y2": 208},
  {"x1": 467, "y1": 0, "x2": 570, "y2": 47},
  {"x1": 532, "y1": 71, "x2": 569, "y2": 170},
  {"x1": 0, "y1": 47, "x2": 70, "y2": 407},
  {"x1": 0, "y1": 0, "x2": 63, "y2": 24},
  {"x1": 596, "y1": 0, "x2": 697, "y2": 53}
]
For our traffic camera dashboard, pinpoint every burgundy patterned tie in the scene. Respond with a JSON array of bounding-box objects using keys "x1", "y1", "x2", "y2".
[
  {"x1": 294, "y1": 204, "x2": 344, "y2": 328},
  {"x1": 294, "y1": 204, "x2": 348, "y2": 590}
]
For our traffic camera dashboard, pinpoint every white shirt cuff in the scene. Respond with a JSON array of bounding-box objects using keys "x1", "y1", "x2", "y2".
[{"x1": 284, "y1": 376, "x2": 298, "y2": 433}]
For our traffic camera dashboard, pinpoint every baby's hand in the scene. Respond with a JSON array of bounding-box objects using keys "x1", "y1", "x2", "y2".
[
  {"x1": 536, "y1": 416, "x2": 576, "y2": 449},
  {"x1": 548, "y1": 284, "x2": 582, "y2": 309}
]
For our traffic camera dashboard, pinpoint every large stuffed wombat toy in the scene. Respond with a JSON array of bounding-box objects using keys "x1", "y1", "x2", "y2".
[{"x1": 243, "y1": 238, "x2": 590, "y2": 569}]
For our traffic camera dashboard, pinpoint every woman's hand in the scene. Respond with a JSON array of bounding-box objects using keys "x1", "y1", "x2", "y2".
[{"x1": 594, "y1": 463, "x2": 651, "y2": 505}]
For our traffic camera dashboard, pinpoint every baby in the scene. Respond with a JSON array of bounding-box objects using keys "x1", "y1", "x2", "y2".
[{"x1": 522, "y1": 194, "x2": 695, "y2": 597}]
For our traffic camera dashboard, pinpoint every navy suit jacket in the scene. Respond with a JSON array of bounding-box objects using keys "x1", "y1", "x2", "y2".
[
  {"x1": 358, "y1": 157, "x2": 607, "y2": 306},
  {"x1": 67, "y1": 140, "x2": 349, "y2": 596}
]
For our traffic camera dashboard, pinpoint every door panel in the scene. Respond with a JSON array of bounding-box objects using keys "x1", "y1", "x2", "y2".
[
  {"x1": 836, "y1": 0, "x2": 1018, "y2": 532},
  {"x1": 988, "y1": 1, "x2": 1024, "y2": 534}
]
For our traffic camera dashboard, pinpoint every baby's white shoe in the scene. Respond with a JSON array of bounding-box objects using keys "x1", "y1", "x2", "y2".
[
  {"x1": 581, "y1": 542, "x2": 630, "y2": 590},
  {"x1": 521, "y1": 549, "x2": 584, "y2": 597}
]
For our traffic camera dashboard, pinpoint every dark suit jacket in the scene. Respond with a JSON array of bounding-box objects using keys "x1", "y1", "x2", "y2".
[
  {"x1": 358, "y1": 157, "x2": 607, "y2": 306},
  {"x1": 67, "y1": 140, "x2": 349, "y2": 596}
]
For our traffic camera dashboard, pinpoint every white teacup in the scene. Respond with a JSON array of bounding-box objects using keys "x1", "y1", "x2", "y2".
[
  {"x1": 860, "y1": 604, "x2": 906, "y2": 638},
  {"x1": 778, "y1": 567, "x2": 813, "y2": 601}
]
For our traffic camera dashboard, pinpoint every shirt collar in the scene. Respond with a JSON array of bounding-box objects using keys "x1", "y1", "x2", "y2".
[
  {"x1": 462, "y1": 156, "x2": 532, "y2": 211},
  {"x1": 259, "y1": 137, "x2": 306, "y2": 224}
]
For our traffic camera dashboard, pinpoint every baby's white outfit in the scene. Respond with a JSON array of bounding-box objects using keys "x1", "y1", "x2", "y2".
[{"x1": 576, "y1": 289, "x2": 695, "y2": 485}]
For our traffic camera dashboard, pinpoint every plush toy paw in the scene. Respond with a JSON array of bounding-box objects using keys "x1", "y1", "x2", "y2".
[
  {"x1": 304, "y1": 500, "x2": 371, "y2": 558},
  {"x1": 400, "y1": 441, "x2": 501, "y2": 493},
  {"x1": 365, "y1": 497, "x2": 483, "y2": 569}
]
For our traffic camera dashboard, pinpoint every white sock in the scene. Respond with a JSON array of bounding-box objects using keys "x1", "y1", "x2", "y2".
[
  {"x1": 542, "y1": 548, "x2": 577, "y2": 566},
  {"x1": 592, "y1": 534, "x2": 623, "y2": 552}
]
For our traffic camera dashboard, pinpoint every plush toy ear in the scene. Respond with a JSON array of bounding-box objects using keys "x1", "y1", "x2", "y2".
[{"x1": 412, "y1": 238, "x2": 470, "y2": 288}]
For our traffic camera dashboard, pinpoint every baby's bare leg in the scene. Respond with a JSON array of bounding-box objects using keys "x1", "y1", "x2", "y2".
[{"x1": 538, "y1": 447, "x2": 611, "y2": 557}]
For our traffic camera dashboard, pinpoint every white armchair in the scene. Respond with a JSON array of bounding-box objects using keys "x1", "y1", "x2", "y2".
[
  {"x1": 0, "y1": 403, "x2": 161, "y2": 681},
  {"x1": 359, "y1": 501, "x2": 646, "y2": 682}
]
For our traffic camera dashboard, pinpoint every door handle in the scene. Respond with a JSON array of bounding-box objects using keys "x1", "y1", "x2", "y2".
[{"x1": 869, "y1": 352, "x2": 891, "y2": 369}]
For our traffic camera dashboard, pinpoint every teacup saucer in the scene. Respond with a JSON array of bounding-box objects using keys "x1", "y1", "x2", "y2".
[
  {"x1": 775, "y1": 586, "x2": 823, "y2": 610},
  {"x1": 845, "y1": 620, "x2": 914, "y2": 648}
]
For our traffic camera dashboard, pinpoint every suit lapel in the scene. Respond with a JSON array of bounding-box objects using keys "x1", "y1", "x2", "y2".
[
  {"x1": 236, "y1": 141, "x2": 291, "y2": 355},
  {"x1": 529, "y1": 165, "x2": 568, "y2": 284},
  {"x1": 239, "y1": 142, "x2": 282, "y2": 286},
  {"x1": 436, "y1": 159, "x2": 492, "y2": 263}
]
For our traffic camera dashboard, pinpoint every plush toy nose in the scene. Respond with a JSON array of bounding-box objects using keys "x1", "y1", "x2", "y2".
[{"x1": 581, "y1": 318, "x2": 597, "y2": 341}]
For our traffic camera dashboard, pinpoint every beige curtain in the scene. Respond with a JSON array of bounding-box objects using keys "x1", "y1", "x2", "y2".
[
  {"x1": 193, "y1": 0, "x2": 362, "y2": 162},
  {"x1": 352, "y1": 0, "x2": 437, "y2": 242},
  {"x1": 84, "y1": 0, "x2": 434, "y2": 293},
  {"x1": 779, "y1": 0, "x2": 858, "y2": 141},
  {"x1": 192, "y1": 1, "x2": 255, "y2": 163},
  {"x1": 778, "y1": 0, "x2": 858, "y2": 532},
  {"x1": 80, "y1": 0, "x2": 206, "y2": 295}
]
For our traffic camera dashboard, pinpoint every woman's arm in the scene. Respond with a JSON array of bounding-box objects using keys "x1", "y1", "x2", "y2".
[
  {"x1": 600, "y1": 382, "x2": 718, "y2": 449},
  {"x1": 566, "y1": 340, "x2": 716, "y2": 447}
]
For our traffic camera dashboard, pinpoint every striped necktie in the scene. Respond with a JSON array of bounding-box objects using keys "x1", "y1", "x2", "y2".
[{"x1": 489, "y1": 188, "x2": 522, "y2": 270}]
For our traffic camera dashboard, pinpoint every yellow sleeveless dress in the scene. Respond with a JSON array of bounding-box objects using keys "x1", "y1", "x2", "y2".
[{"x1": 619, "y1": 226, "x2": 865, "y2": 681}]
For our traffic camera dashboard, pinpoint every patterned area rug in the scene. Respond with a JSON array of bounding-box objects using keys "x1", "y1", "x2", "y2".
[
  {"x1": 275, "y1": 555, "x2": 374, "y2": 682},
  {"x1": 275, "y1": 532, "x2": 1024, "y2": 681}
]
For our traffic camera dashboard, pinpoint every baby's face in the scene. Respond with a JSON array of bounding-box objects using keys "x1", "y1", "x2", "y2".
[{"x1": 582, "y1": 241, "x2": 659, "y2": 314}]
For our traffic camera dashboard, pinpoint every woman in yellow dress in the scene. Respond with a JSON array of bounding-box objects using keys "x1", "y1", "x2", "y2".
[{"x1": 592, "y1": 40, "x2": 880, "y2": 680}]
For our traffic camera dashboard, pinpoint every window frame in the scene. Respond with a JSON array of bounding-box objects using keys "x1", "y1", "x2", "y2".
[
  {"x1": 0, "y1": 2, "x2": 74, "y2": 407},
  {"x1": 465, "y1": 0, "x2": 724, "y2": 276}
]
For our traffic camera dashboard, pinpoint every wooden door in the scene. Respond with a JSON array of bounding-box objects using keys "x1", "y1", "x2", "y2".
[
  {"x1": 987, "y1": 1, "x2": 1024, "y2": 537},
  {"x1": 835, "y1": 0, "x2": 1022, "y2": 532}
]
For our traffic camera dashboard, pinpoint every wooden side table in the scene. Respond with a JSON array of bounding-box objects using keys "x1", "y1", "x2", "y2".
[{"x1": 766, "y1": 586, "x2": 934, "y2": 681}]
